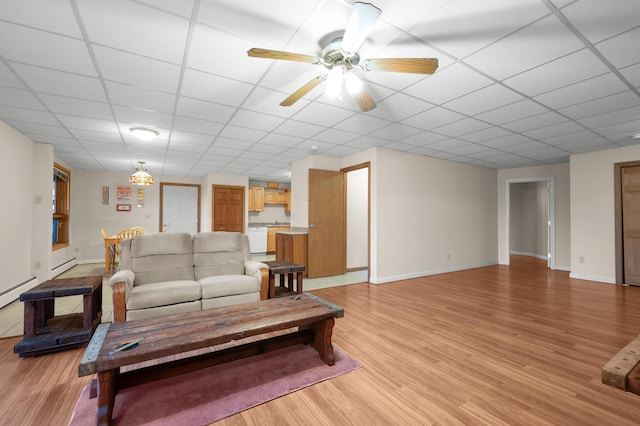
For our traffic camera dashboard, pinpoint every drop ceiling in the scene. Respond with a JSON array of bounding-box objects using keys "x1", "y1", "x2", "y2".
[{"x1": 0, "y1": 0, "x2": 638, "y2": 182}]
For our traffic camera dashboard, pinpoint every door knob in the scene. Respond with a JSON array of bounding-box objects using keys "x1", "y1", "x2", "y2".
[{"x1": 309, "y1": 224, "x2": 316, "y2": 228}]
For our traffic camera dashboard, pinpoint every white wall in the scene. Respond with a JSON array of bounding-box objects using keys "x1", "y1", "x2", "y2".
[
  {"x1": 497, "y1": 163, "x2": 571, "y2": 270},
  {"x1": 570, "y1": 145, "x2": 640, "y2": 283},
  {"x1": 291, "y1": 148, "x2": 497, "y2": 284}
]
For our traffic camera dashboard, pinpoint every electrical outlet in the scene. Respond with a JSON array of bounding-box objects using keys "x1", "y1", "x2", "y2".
[
  {"x1": 34, "y1": 261, "x2": 41, "y2": 269},
  {"x1": 34, "y1": 195, "x2": 42, "y2": 204},
  {"x1": 578, "y1": 256, "x2": 585, "y2": 264}
]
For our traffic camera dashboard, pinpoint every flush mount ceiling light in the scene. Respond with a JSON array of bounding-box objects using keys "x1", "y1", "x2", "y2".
[
  {"x1": 129, "y1": 161, "x2": 154, "y2": 186},
  {"x1": 130, "y1": 127, "x2": 159, "y2": 141},
  {"x1": 632, "y1": 133, "x2": 640, "y2": 140}
]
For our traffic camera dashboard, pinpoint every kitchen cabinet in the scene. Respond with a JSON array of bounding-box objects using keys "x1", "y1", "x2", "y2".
[
  {"x1": 267, "y1": 226, "x2": 290, "y2": 253},
  {"x1": 264, "y1": 190, "x2": 290, "y2": 208},
  {"x1": 248, "y1": 186, "x2": 264, "y2": 212},
  {"x1": 276, "y1": 232, "x2": 308, "y2": 277}
]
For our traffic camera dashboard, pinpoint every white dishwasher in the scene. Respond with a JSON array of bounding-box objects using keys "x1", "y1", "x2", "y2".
[{"x1": 247, "y1": 226, "x2": 268, "y2": 254}]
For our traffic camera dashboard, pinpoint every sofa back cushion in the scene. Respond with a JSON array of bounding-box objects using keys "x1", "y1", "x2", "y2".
[
  {"x1": 125, "y1": 232, "x2": 194, "y2": 285},
  {"x1": 193, "y1": 232, "x2": 249, "y2": 281}
]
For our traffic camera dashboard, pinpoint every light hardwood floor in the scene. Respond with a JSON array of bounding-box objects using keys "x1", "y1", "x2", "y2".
[{"x1": 1, "y1": 256, "x2": 639, "y2": 425}]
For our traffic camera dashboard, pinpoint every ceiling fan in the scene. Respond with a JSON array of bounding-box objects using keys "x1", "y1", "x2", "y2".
[{"x1": 247, "y1": 2, "x2": 438, "y2": 112}]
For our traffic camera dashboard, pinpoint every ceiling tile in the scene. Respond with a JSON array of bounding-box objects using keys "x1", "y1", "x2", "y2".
[
  {"x1": 0, "y1": 22, "x2": 96, "y2": 75},
  {"x1": 242, "y1": 87, "x2": 310, "y2": 118},
  {"x1": 475, "y1": 99, "x2": 549, "y2": 125},
  {"x1": 563, "y1": 0, "x2": 640, "y2": 44},
  {"x1": 398, "y1": 131, "x2": 448, "y2": 146},
  {"x1": 38, "y1": 94, "x2": 113, "y2": 120},
  {"x1": 578, "y1": 105, "x2": 640, "y2": 129},
  {"x1": 217, "y1": 125, "x2": 267, "y2": 142},
  {"x1": 502, "y1": 111, "x2": 568, "y2": 132},
  {"x1": 533, "y1": 73, "x2": 628, "y2": 109},
  {"x1": 77, "y1": 0, "x2": 190, "y2": 64},
  {"x1": 0, "y1": 62, "x2": 24, "y2": 88},
  {"x1": 274, "y1": 119, "x2": 325, "y2": 138},
  {"x1": 408, "y1": 62, "x2": 493, "y2": 105},
  {"x1": 187, "y1": 24, "x2": 271, "y2": 84},
  {"x1": 93, "y1": 45, "x2": 181, "y2": 93},
  {"x1": 57, "y1": 114, "x2": 120, "y2": 133},
  {"x1": 523, "y1": 121, "x2": 586, "y2": 140},
  {"x1": 369, "y1": 123, "x2": 422, "y2": 141},
  {"x1": 401, "y1": 106, "x2": 465, "y2": 130},
  {"x1": 180, "y1": 68, "x2": 254, "y2": 107},
  {"x1": 410, "y1": 0, "x2": 549, "y2": 59},
  {"x1": 113, "y1": 105, "x2": 173, "y2": 129},
  {"x1": 368, "y1": 92, "x2": 433, "y2": 121},
  {"x1": 292, "y1": 102, "x2": 355, "y2": 127},
  {"x1": 595, "y1": 27, "x2": 640, "y2": 69},
  {"x1": 334, "y1": 112, "x2": 393, "y2": 133},
  {"x1": 228, "y1": 109, "x2": 285, "y2": 132},
  {"x1": 135, "y1": 0, "x2": 195, "y2": 18},
  {"x1": 559, "y1": 92, "x2": 640, "y2": 120},
  {"x1": 105, "y1": 81, "x2": 176, "y2": 114},
  {"x1": 259, "y1": 133, "x2": 304, "y2": 147},
  {"x1": 176, "y1": 97, "x2": 236, "y2": 124},
  {"x1": 0, "y1": 105, "x2": 58, "y2": 125},
  {"x1": 503, "y1": 49, "x2": 611, "y2": 96},
  {"x1": 8, "y1": 121, "x2": 72, "y2": 138},
  {"x1": 458, "y1": 126, "x2": 514, "y2": 143},
  {"x1": 464, "y1": 15, "x2": 584, "y2": 80},
  {"x1": 620, "y1": 63, "x2": 640, "y2": 88},
  {"x1": 12, "y1": 63, "x2": 106, "y2": 101},
  {"x1": 0, "y1": 86, "x2": 45, "y2": 110},
  {"x1": 431, "y1": 117, "x2": 491, "y2": 137},
  {"x1": 0, "y1": 0, "x2": 82, "y2": 37},
  {"x1": 310, "y1": 128, "x2": 359, "y2": 144},
  {"x1": 443, "y1": 84, "x2": 524, "y2": 116},
  {"x1": 171, "y1": 116, "x2": 225, "y2": 135}
]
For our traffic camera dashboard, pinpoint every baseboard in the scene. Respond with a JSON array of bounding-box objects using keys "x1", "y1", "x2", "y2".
[
  {"x1": 0, "y1": 276, "x2": 37, "y2": 309},
  {"x1": 52, "y1": 257, "x2": 77, "y2": 278},
  {"x1": 555, "y1": 265, "x2": 571, "y2": 272},
  {"x1": 370, "y1": 262, "x2": 498, "y2": 285},
  {"x1": 510, "y1": 251, "x2": 547, "y2": 260},
  {"x1": 346, "y1": 266, "x2": 367, "y2": 273},
  {"x1": 569, "y1": 272, "x2": 616, "y2": 284}
]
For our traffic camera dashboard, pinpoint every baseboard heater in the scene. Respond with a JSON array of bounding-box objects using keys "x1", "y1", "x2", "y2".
[
  {"x1": 52, "y1": 257, "x2": 77, "y2": 277},
  {"x1": 0, "y1": 276, "x2": 37, "y2": 298}
]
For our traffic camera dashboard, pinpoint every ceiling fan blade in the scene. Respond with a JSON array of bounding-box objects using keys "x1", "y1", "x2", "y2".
[
  {"x1": 280, "y1": 75, "x2": 327, "y2": 106},
  {"x1": 247, "y1": 48, "x2": 321, "y2": 64},
  {"x1": 361, "y1": 58, "x2": 439, "y2": 74},
  {"x1": 353, "y1": 87, "x2": 377, "y2": 112},
  {"x1": 341, "y1": 2, "x2": 382, "y2": 53}
]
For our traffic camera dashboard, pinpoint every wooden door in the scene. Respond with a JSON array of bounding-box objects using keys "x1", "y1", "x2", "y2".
[
  {"x1": 622, "y1": 166, "x2": 640, "y2": 285},
  {"x1": 308, "y1": 169, "x2": 345, "y2": 278},
  {"x1": 212, "y1": 185, "x2": 244, "y2": 233}
]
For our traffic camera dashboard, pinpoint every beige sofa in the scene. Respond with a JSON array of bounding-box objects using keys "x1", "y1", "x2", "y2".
[{"x1": 109, "y1": 231, "x2": 269, "y2": 322}]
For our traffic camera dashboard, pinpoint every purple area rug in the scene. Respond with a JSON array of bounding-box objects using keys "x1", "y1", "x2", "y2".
[{"x1": 69, "y1": 344, "x2": 360, "y2": 425}]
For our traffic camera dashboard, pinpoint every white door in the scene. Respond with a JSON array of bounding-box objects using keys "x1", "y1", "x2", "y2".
[{"x1": 161, "y1": 184, "x2": 200, "y2": 234}]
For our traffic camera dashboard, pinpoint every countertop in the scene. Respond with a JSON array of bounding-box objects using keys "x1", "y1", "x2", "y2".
[
  {"x1": 275, "y1": 230, "x2": 308, "y2": 235},
  {"x1": 248, "y1": 223, "x2": 290, "y2": 228}
]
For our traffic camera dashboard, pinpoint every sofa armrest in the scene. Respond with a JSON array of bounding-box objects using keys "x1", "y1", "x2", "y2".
[
  {"x1": 109, "y1": 270, "x2": 135, "y2": 323},
  {"x1": 245, "y1": 260, "x2": 269, "y2": 300}
]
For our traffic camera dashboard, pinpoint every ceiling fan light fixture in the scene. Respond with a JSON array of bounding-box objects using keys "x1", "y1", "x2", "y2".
[
  {"x1": 341, "y1": 2, "x2": 382, "y2": 53},
  {"x1": 344, "y1": 72, "x2": 363, "y2": 94},
  {"x1": 326, "y1": 68, "x2": 344, "y2": 98},
  {"x1": 130, "y1": 127, "x2": 159, "y2": 141}
]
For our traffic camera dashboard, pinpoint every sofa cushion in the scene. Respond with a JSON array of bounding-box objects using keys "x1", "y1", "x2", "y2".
[
  {"x1": 126, "y1": 280, "x2": 201, "y2": 310},
  {"x1": 127, "y1": 300, "x2": 201, "y2": 321},
  {"x1": 193, "y1": 232, "x2": 246, "y2": 280},
  {"x1": 199, "y1": 274, "x2": 260, "y2": 299},
  {"x1": 129, "y1": 233, "x2": 194, "y2": 285},
  {"x1": 201, "y1": 293, "x2": 260, "y2": 310}
]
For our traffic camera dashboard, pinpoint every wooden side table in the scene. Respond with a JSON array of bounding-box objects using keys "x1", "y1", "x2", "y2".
[
  {"x1": 14, "y1": 275, "x2": 103, "y2": 357},
  {"x1": 264, "y1": 260, "x2": 305, "y2": 298}
]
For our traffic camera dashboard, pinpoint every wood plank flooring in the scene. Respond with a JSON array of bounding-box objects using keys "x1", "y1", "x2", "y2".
[{"x1": 1, "y1": 256, "x2": 639, "y2": 425}]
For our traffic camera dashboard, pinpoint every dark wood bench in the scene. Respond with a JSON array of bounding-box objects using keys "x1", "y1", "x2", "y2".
[{"x1": 79, "y1": 293, "x2": 343, "y2": 426}]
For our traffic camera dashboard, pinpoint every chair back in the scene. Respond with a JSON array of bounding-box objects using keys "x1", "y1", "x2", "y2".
[{"x1": 100, "y1": 228, "x2": 109, "y2": 239}]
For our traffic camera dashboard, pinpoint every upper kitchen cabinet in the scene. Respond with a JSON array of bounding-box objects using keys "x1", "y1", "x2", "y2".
[
  {"x1": 248, "y1": 186, "x2": 264, "y2": 212},
  {"x1": 264, "y1": 189, "x2": 290, "y2": 211}
]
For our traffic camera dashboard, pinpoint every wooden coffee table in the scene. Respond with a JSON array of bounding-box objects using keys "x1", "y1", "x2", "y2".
[{"x1": 79, "y1": 293, "x2": 343, "y2": 426}]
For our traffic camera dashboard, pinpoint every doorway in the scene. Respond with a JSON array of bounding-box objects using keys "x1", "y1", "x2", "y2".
[
  {"x1": 212, "y1": 185, "x2": 244, "y2": 233},
  {"x1": 615, "y1": 160, "x2": 640, "y2": 285},
  {"x1": 505, "y1": 178, "x2": 555, "y2": 268},
  {"x1": 160, "y1": 183, "x2": 201, "y2": 234}
]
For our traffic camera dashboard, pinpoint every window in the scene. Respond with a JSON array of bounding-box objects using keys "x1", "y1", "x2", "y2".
[{"x1": 52, "y1": 163, "x2": 70, "y2": 250}]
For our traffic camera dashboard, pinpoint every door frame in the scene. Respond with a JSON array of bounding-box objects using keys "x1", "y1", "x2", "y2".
[
  {"x1": 614, "y1": 160, "x2": 640, "y2": 284},
  {"x1": 340, "y1": 162, "x2": 371, "y2": 282},
  {"x1": 159, "y1": 182, "x2": 201, "y2": 233},
  {"x1": 211, "y1": 184, "x2": 245, "y2": 233},
  {"x1": 504, "y1": 177, "x2": 555, "y2": 269}
]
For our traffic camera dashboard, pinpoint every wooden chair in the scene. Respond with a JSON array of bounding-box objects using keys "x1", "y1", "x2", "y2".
[{"x1": 111, "y1": 227, "x2": 148, "y2": 271}]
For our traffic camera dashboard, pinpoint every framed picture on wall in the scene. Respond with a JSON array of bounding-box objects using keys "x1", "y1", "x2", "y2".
[
  {"x1": 102, "y1": 186, "x2": 110, "y2": 204},
  {"x1": 117, "y1": 204, "x2": 131, "y2": 212},
  {"x1": 116, "y1": 186, "x2": 131, "y2": 200}
]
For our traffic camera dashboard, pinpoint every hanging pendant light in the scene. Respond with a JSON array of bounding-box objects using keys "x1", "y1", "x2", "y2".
[{"x1": 129, "y1": 161, "x2": 154, "y2": 186}]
